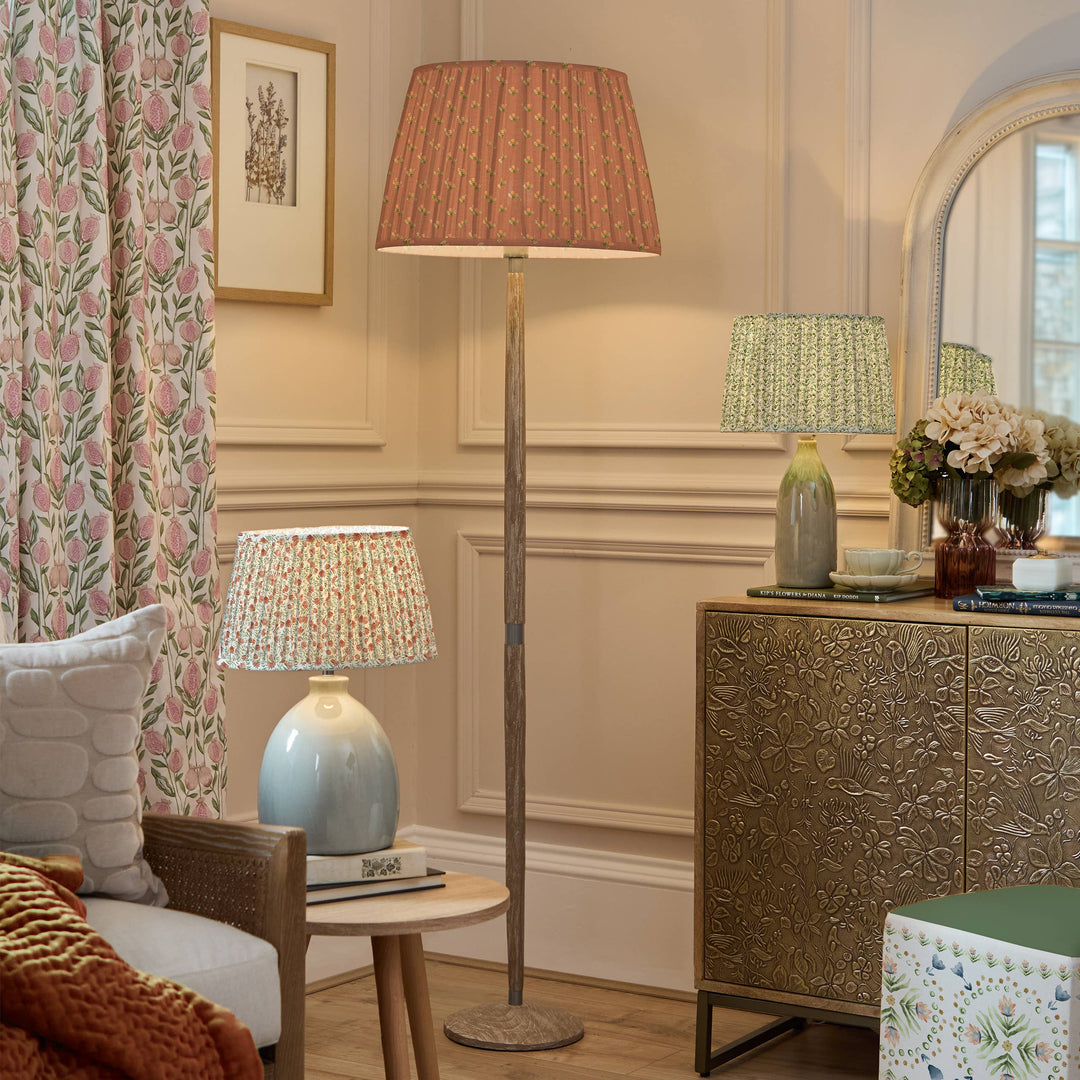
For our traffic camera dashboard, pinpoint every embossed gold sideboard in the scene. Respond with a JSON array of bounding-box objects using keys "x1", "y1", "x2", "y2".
[{"x1": 694, "y1": 594, "x2": 1080, "y2": 1073}]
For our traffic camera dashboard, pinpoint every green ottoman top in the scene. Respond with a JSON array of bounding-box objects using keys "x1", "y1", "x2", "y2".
[{"x1": 893, "y1": 885, "x2": 1080, "y2": 957}]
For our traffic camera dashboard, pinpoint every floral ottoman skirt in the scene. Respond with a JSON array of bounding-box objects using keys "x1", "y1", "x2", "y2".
[{"x1": 880, "y1": 889, "x2": 1080, "y2": 1080}]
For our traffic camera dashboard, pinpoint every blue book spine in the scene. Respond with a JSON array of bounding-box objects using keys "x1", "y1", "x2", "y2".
[{"x1": 953, "y1": 594, "x2": 1080, "y2": 617}]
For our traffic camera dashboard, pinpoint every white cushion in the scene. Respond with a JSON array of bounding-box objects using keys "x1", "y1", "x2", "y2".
[
  {"x1": 84, "y1": 897, "x2": 281, "y2": 1048},
  {"x1": 0, "y1": 606, "x2": 168, "y2": 903}
]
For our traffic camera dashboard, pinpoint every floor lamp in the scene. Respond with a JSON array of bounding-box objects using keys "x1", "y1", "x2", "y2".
[{"x1": 377, "y1": 60, "x2": 661, "y2": 1050}]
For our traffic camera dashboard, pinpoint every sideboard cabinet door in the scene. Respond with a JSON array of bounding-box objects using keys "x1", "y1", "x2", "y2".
[
  {"x1": 700, "y1": 611, "x2": 966, "y2": 1006},
  {"x1": 967, "y1": 625, "x2": 1080, "y2": 889}
]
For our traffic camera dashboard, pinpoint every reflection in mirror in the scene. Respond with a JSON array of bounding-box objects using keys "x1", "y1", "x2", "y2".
[
  {"x1": 942, "y1": 114, "x2": 1080, "y2": 536},
  {"x1": 938, "y1": 342, "x2": 996, "y2": 396}
]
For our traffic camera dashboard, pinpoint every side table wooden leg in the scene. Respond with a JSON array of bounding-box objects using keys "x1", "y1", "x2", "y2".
[
  {"x1": 372, "y1": 935, "x2": 411, "y2": 1080},
  {"x1": 400, "y1": 933, "x2": 440, "y2": 1080}
]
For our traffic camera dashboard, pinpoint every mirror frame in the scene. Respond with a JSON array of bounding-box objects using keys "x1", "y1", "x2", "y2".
[{"x1": 894, "y1": 70, "x2": 1080, "y2": 557}]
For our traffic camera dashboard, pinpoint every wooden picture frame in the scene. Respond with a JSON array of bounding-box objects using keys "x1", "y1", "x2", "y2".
[{"x1": 211, "y1": 20, "x2": 335, "y2": 305}]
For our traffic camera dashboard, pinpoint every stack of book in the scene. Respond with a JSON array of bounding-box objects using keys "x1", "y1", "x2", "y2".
[
  {"x1": 306, "y1": 838, "x2": 444, "y2": 905},
  {"x1": 953, "y1": 585, "x2": 1080, "y2": 617}
]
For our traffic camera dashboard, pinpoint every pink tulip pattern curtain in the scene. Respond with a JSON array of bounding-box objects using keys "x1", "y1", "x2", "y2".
[{"x1": 0, "y1": 0, "x2": 224, "y2": 815}]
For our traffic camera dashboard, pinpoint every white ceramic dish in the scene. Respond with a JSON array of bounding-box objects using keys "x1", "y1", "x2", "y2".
[{"x1": 829, "y1": 570, "x2": 921, "y2": 592}]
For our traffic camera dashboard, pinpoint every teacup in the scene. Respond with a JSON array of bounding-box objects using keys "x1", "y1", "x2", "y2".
[{"x1": 844, "y1": 548, "x2": 923, "y2": 577}]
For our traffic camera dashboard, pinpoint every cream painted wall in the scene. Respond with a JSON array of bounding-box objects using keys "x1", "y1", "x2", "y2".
[
  {"x1": 208, "y1": 0, "x2": 1080, "y2": 987},
  {"x1": 210, "y1": 0, "x2": 424, "y2": 820},
  {"x1": 408, "y1": 0, "x2": 893, "y2": 878},
  {"x1": 405, "y1": 0, "x2": 1080, "y2": 982}
]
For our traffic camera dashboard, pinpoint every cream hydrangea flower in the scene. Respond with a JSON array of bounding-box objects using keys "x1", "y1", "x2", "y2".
[
  {"x1": 925, "y1": 392, "x2": 1013, "y2": 474},
  {"x1": 1029, "y1": 410, "x2": 1080, "y2": 498},
  {"x1": 995, "y1": 406, "x2": 1051, "y2": 494}
]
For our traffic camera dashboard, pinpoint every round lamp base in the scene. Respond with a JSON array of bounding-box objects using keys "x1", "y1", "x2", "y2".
[
  {"x1": 443, "y1": 1001, "x2": 584, "y2": 1051},
  {"x1": 258, "y1": 674, "x2": 399, "y2": 854}
]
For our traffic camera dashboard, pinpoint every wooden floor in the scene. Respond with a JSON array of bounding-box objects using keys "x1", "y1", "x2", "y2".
[{"x1": 305, "y1": 957, "x2": 879, "y2": 1079}]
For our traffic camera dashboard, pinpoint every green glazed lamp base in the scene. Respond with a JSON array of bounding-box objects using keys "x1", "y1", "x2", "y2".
[{"x1": 774, "y1": 437, "x2": 837, "y2": 588}]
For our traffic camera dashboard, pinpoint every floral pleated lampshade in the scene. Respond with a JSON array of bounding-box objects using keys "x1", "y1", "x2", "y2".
[
  {"x1": 218, "y1": 526, "x2": 437, "y2": 671},
  {"x1": 938, "y1": 341, "x2": 996, "y2": 397},
  {"x1": 720, "y1": 313, "x2": 896, "y2": 434},
  {"x1": 376, "y1": 60, "x2": 661, "y2": 258}
]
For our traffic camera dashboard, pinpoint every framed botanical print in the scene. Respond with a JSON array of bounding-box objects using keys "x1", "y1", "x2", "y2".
[{"x1": 211, "y1": 20, "x2": 335, "y2": 305}]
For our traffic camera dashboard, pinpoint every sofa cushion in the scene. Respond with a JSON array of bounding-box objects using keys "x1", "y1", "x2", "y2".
[
  {"x1": 84, "y1": 896, "x2": 282, "y2": 1049},
  {"x1": 0, "y1": 606, "x2": 168, "y2": 904}
]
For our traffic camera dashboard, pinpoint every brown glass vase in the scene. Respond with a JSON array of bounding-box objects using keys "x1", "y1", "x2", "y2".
[{"x1": 934, "y1": 473, "x2": 997, "y2": 598}]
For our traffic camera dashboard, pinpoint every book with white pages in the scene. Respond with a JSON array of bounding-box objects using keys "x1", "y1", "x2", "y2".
[{"x1": 306, "y1": 838, "x2": 427, "y2": 886}]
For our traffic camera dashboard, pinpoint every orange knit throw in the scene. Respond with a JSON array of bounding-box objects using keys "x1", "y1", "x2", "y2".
[{"x1": 0, "y1": 850, "x2": 262, "y2": 1080}]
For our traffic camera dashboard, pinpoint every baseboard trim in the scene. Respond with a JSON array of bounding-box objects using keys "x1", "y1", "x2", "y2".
[
  {"x1": 398, "y1": 824, "x2": 693, "y2": 893},
  {"x1": 396, "y1": 823, "x2": 693, "y2": 991},
  {"x1": 228, "y1": 817, "x2": 692, "y2": 893},
  {"x1": 237, "y1": 815, "x2": 693, "y2": 991}
]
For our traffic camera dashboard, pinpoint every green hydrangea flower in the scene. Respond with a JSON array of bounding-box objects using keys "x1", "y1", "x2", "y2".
[{"x1": 890, "y1": 419, "x2": 946, "y2": 507}]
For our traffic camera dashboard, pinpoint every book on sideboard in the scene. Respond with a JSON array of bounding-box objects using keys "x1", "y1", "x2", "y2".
[
  {"x1": 746, "y1": 583, "x2": 933, "y2": 603},
  {"x1": 306, "y1": 838, "x2": 427, "y2": 887},
  {"x1": 953, "y1": 593, "x2": 1080, "y2": 617},
  {"x1": 976, "y1": 585, "x2": 1080, "y2": 601},
  {"x1": 306, "y1": 868, "x2": 446, "y2": 905}
]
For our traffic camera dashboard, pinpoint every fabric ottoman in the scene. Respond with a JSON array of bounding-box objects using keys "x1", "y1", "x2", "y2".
[{"x1": 880, "y1": 885, "x2": 1080, "y2": 1080}]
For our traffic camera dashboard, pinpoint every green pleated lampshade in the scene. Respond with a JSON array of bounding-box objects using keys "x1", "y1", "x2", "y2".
[
  {"x1": 938, "y1": 341, "x2": 996, "y2": 396},
  {"x1": 720, "y1": 313, "x2": 896, "y2": 434}
]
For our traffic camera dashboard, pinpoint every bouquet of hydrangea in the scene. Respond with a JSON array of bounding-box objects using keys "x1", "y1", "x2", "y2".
[{"x1": 890, "y1": 392, "x2": 1053, "y2": 507}]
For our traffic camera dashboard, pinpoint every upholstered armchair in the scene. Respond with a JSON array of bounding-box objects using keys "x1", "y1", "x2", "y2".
[{"x1": 138, "y1": 815, "x2": 306, "y2": 1080}]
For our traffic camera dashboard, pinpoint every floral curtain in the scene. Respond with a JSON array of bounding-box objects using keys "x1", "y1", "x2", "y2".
[{"x1": 0, "y1": 0, "x2": 224, "y2": 815}]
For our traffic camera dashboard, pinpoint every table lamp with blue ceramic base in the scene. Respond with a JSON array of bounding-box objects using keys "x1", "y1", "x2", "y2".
[{"x1": 217, "y1": 525, "x2": 436, "y2": 855}]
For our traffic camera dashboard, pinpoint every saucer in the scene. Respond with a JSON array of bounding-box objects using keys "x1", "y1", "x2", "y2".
[{"x1": 829, "y1": 571, "x2": 921, "y2": 592}]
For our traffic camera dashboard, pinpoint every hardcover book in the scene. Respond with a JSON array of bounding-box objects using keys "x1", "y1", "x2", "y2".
[
  {"x1": 306, "y1": 868, "x2": 446, "y2": 905},
  {"x1": 976, "y1": 585, "x2": 1080, "y2": 602},
  {"x1": 953, "y1": 593, "x2": 1080, "y2": 617},
  {"x1": 746, "y1": 584, "x2": 933, "y2": 604},
  {"x1": 306, "y1": 838, "x2": 427, "y2": 887}
]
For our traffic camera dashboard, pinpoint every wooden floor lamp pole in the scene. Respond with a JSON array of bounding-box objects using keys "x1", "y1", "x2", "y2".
[
  {"x1": 504, "y1": 255, "x2": 527, "y2": 1009},
  {"x1": 443, "y1": 255, "x2": 584, "y2": 1051}
]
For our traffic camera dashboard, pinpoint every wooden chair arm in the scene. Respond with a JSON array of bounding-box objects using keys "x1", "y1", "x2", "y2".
[{"x1": 142, "y1": 814, "x2": 306, "y2": 1080}]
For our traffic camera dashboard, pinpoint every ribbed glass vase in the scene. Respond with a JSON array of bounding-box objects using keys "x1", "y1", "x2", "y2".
[
  {"x1": 934, "y1": 474, "x2": 997, "y2": 598},
  {"x1": 995, "y1": 488, "x2": 1048, "y2": 551}
]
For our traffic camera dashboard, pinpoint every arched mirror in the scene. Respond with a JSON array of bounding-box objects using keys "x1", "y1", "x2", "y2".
[{"x1": 894, "y1": 72, "x2": 1080, "y2": 558}]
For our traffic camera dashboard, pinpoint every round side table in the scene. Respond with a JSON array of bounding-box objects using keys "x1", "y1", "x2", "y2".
[{"x1": 306, "y1": 871, "x2": 509, "y2": 1080}]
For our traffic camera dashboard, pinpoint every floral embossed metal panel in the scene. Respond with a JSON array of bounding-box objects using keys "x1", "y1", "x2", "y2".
[
  {"x1": 700, "y1": 611, "x2": 965, "y2": 1007},
  {"x1": 967, "y1": 625, "x2": 1080, "y2": 890}
]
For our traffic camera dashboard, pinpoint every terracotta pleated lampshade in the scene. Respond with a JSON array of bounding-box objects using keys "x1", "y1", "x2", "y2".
[
  {"x1": 376, "y1": 60, "x2": 660, "y2": 258},
  {"x1": 218, "y1": 526, "x2": 437, "y2": 671}
]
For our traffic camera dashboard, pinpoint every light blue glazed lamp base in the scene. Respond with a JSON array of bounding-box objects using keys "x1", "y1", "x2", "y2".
[
  {"x1": 258, "y1": 674, "x2": 399, "y2": 855},
  {"x1": 774, "y1": 436, "x2": 837, "y2": 588}
]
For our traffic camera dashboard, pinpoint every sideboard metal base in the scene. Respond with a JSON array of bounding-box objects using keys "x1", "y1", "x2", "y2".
[{"x1": 694, "y1": 991, "x2": 879, "y2": 1076}]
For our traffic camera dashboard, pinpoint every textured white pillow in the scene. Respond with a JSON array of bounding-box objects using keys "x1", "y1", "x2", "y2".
[{"x1": 0, "y1": 605, "x2": 168, "y2": 903}]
